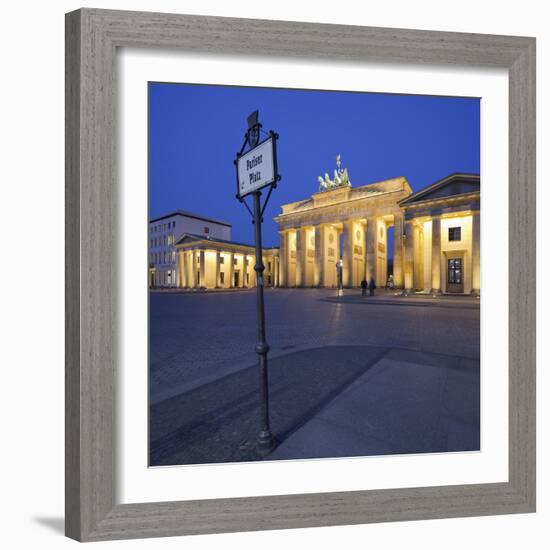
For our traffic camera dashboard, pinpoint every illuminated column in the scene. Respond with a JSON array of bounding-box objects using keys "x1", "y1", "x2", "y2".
[
  {"x1": 365, "y1": 217, "x2": 377, "y2": 283},
  {"x1": 313, "y1": 224, "x2": 325, "y2": 287},
  {"x1": 252, "y1": 255, "x2": 258, "y2": 287},
  {"x1": 184, "y1": 252, "x2": 190, "y2": 288},
  {"x1": 404, "y1": 221, "x2": 414, "y2": 293},
  {"x1": 190, "y1": 250, "x2": 197, "y2": 288},
  {"x1": 471, "y1": 211, "x2": 481, "y2": 295},
  {"x1": 215, "y1": 250, "x2": 221, "y2": 288},
  {"x1": 393, "y1": 213, "x2": 404, "y2": 288},
  {"x1": 228, "y1": 251, "x2": 235, "y2": 288},
  {"x1": 278, "y1": 231, "x2": 287, "y2": 287},
  {"x1": 199, "y1": 250, "x2": 205, "y2": 288},
  {"x1": 413, "y1": 224, "x2": 421, "y2": 291},
  {"x1": 430, "y1": 216, "x2": 442, "y2": 294},
  {"x1": 240, "y1": 256, "x2": 246, "y2": 288},
  {"x1": 271, "y1": 256, "x2": 276, "y2": 287},
  {"x1": 178, "y1": 251, "x2": 186, "y2": 288},
  {"x1": 295, "y1": 227, "x2": 306, "y2": 287},
  {"x1": 243, "y1": 256, "x2": 248, "y2": 287},
  {"x1": 341, "y1": 220, "x2": 353, "y2": 287}
]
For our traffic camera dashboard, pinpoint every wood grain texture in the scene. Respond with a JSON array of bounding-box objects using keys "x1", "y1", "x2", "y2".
[{"x1": 65, "y1": 8, "x2": 536, "y2": 542}]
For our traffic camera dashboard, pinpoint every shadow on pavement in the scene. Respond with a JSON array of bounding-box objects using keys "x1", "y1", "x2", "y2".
[
  {"x1": 150, "y1": 345, "x2": 387, "y2": 466},
  {"x1": 150, "y1": 344, "x2": 480, "y2": 466}
]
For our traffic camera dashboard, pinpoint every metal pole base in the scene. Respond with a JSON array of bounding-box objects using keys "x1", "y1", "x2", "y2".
[{"x1": 256, "y1": 430, "x2": 276, "y2": 456}]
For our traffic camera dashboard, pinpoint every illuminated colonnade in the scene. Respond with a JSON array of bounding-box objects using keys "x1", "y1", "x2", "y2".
[
  {"x1": 175, "y1": 234, "x2": 279, "y2": 289},
  {"x1": 275, "y1": 173, "x2": 480, "y2": 295}
]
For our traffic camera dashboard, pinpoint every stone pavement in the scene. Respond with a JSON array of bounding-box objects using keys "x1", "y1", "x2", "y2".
[
  {"x1": 150, "y1": 345, "x2": 479, "y2": 466},
  {"x1": 270, "y1": 347, "x2": 479, "y2": 460},
  {"x1": 149, "y1": 289, "x2": 480, "y2": 466}
]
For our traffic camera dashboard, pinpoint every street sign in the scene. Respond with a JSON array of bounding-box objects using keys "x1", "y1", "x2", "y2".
[
  {"x1": 236, "y1": 136, "x2": 277, "y2": 199},
  {"x1": 234, "y1": 112, "x2": 281, "y2": 456}
]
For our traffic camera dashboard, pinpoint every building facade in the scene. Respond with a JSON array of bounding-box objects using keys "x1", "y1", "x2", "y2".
[
  {"x1": 174, "y1": 234, "x2": 280, "y2": 289},
  {"x1": 149, "y1": 210, "x2": 231, "y2": 287},
  {"x1": 274, "y1": 172, "x2": 480, "y2": 295}
]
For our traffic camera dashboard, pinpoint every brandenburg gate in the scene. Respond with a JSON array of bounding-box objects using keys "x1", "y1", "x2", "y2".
[{"x1": 274, "y1": 157, "x2": 480, "y2": 295}]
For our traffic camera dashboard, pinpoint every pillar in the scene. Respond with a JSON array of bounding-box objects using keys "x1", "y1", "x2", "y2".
[
  {"x1": 313, "y1": 224, "x2": 325, "y2": 287},
  {"x1": 341, "y1": 220, "x2": 353, "y2": 287},
  {"x1": 229, "y1": 251, "x2": 234, "y2": 288},
  {"x1": 404, "y1": 221, "x2": 414, "y2": 293},
  {"x1": 278, "y1": 231, "x2": 287, "y2": 287},
  {"x1": 413, "y1": 224, "x2": 422, "y2": 291},
  {"x1": 252, "y1": 255, "x2": 257, "y2": 287},
  {"x1": 178, "y1": 251, "x2": 185, "y2": 288},
  {"x1": 199, "y1": 250, "x2": 205, "y2": 288},
  {"x1": 471, "y1": 211, "x2": 480, "y2": 295},
  {"x1": 393, "y1": 213, "x2": 404, "y2": 288},
  {"x1": 215, "y1": 250, "x2": 221, "y2": 288},
  {"x1": 365, "y1": 217, "x2": 377, "y2": 284},
  {"x1": 431, "y1": 216, "x2": 442, "y2": 294},
  {"x1": 295, "y1": 227, "x2": 306, "y2": 287},
  {"x1": 240, "y1": 256, "x2": 246, "y2": 288},
  {"x1": 192, "y1": 250, "x2": 198, "y2": 288}
]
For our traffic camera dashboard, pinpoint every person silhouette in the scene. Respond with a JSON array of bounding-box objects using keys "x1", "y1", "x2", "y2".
[{"x1": 369, "y1": 277, "x2": 376, "y2": 296}]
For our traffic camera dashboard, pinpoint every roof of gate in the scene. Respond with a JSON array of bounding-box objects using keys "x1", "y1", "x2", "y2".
[{"x1": 276, "y1": 176, "x2": 412, "y2": 217}]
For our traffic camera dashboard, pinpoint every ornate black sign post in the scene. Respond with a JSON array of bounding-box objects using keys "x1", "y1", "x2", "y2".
[{"x1": 234, "y1": 111, "x2": 280, "y2": 455}]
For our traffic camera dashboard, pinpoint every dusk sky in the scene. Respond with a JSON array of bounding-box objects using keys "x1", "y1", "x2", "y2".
[{"x1": 149, "y1": 83, "x2": 480, "y2": 250}]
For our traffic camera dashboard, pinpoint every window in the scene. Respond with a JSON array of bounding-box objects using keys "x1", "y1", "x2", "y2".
[
  {"x1": 220, "y1": 256, "x2": 225, "y2": 264},
  {"x1": 448, "y1": 227, "x2": 461, "y2": 241},
  {"x1": 204, "y1": 226, "x2": 210, "y2": 234},
  {"x1": 220, "y1": 272, "x2": 225, "y2": 284},
  {"x1": 172, "y1": 221, "x2": 175, "y2": 229},
  {"x1": 447, "y1": 258, "x2": 462, "y2": 284},
  {"x1": 233, "y1": 258, "x2": 238, "y2": 266}
]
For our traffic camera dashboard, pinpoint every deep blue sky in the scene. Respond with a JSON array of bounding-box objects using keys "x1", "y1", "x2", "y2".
[{"x1": 149, "y1": 83, "x2": 479, "y2": 249}]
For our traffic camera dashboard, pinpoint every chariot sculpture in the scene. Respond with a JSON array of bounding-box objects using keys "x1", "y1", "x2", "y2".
[{"x1": 317, "y1": 154, "x2": 352, "y2": 192}]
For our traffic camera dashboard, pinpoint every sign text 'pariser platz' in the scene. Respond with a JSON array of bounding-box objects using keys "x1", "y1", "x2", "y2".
[{"x1": 236, "y1": 136, "x2": 277, "y2": 199}]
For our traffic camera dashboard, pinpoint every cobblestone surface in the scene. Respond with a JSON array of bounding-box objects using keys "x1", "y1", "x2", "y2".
[
  {"x1": 149, "y1": 289, "x2": 480, "y2": 465},
  {"x1": 149, "y1": 288, "x2": 480, "y2": 403}
]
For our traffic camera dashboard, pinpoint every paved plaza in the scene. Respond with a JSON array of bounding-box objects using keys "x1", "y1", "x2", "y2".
[{"x1": 149, "y1": 289, "x2": 480, "y2": 466}]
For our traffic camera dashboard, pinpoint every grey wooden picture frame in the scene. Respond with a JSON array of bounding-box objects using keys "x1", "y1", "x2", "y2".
[{"x1": 65, "y1": 8, "x2": 536, "y2": 542}]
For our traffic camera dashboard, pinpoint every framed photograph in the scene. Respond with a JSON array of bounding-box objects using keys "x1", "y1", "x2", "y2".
[{"x1": 65, "y1": 8, "x2": 535, "y2": 542}]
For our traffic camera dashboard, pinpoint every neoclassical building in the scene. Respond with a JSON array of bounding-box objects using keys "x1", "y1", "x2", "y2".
[
  {"x1": 274, "y1": 172, "x2": 480, "y2": 295},
  {"x1": 174, "y1": 233, "x2": 280, "y2": 289}
]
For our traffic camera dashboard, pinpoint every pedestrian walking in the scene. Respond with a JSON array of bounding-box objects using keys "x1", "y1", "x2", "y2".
[
  {"x1": 361, "y1": 278, "x2": 368, "y2": 296},
  {"x1": 369, "y1": 276, "x2": 376, "y2": 296}
]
